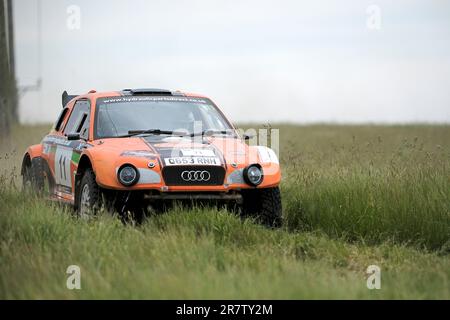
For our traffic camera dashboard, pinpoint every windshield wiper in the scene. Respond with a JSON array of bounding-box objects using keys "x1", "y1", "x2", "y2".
[
  {"x1": 189, "y1": 129, "x2": 234, "y2": 137},
  {"x1": 116, "y1": 129, "x2": 234, "y2": 138},
  {"x1": 119, "y1": 129, "x2": 175, "y2": 138}
]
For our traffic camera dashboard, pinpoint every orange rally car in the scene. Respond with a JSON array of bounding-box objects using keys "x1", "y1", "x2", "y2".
[{"x1": 21, "y1": 89, "x2": 282, "y2": 226}]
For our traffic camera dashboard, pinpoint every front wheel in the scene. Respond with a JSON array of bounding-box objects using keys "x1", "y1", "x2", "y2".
[
  {"x1": 77, "y1": 169, "x2": 102, "y2": 219},
  {"x1": 241, "y1": 187, "x2": 282, "y2": 227},
  {"x1": 76, "y1": 170, "x2": 144, "y2": 223}
]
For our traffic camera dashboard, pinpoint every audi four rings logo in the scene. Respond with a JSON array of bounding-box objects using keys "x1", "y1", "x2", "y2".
[{"x1": 181, "y1": 170, "x2": 211, "y2": 182}]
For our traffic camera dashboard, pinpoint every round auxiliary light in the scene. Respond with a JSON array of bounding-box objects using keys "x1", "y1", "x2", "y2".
[
  {"x1": 243, "y1": 164, "x2": 263, "y2": 186},
  {"x1": 118, "y1": 165, "x2": 139, "y2": 186}
]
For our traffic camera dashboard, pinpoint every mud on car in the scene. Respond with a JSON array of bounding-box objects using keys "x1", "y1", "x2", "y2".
[{"x1": 21, "y1": 89, "x2": 282, "y2": 226}]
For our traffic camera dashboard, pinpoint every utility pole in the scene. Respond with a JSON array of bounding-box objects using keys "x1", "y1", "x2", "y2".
[
  {"x1": 7, "y1": 0, "x2": 18, "y2": 122},
  {"x1": 0, "y1": 0, "x2": 18, "y2": 141}
]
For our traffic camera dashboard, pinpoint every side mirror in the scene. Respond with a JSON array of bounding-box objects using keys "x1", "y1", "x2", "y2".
[
  {"x1": 243, "y1": 134, "x2": 254, "y2": 141},
  {"x1": 67, "y1": 133, "x2": 80, "y2": 141}
]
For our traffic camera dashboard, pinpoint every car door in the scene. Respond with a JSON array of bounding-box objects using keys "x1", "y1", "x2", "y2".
[{"x1": 54, "y1": 99, "x2": 90, "y2": 197}]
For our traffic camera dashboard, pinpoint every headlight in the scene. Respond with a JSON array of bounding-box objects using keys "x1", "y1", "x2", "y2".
[
  {"x1": 243, "y1": 164, "x2": 263, "y2": 186},
  {"x1": 117, "y1": 165, "x2": 139, "y2": 186}
]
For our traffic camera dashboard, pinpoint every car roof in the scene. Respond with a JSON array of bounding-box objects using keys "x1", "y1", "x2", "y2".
[{"x1": 63, "y1": 89, "x2": 210, "y2": 108}]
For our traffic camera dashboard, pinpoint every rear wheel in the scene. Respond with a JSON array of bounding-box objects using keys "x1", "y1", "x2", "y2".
[
  {"x1": 22, "y1": 157, "x2": 45, "y2": 193},
  {"x1": 241, "y1": 187, "x2": 282, "y2": 227}
]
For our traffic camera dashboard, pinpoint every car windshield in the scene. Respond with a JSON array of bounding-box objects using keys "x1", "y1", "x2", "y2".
[{"x1": 95, "y1": 96, "x2": 234, "y2": 138}]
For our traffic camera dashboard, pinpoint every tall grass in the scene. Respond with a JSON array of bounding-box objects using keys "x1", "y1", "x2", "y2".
[
  {"x1": 276, "y1": 125, "x2": 450, "y2": 251},
  {"x1": 0, "y1": 124, "x2": 449, "y2": 298}
]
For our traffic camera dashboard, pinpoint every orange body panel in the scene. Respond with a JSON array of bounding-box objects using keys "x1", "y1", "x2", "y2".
[{"x1": 89, "y1": 137, "x2": 281, "y2": 191}]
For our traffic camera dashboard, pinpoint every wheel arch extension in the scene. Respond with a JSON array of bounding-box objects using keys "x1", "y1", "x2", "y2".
[{"x1": 21, "y1": 144, "x2": 43, "y2": 175}]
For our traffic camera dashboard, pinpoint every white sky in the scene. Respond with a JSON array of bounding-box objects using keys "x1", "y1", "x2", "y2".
[{"x1": 13, "y1": 0, "x2": 450, "y2": 124}]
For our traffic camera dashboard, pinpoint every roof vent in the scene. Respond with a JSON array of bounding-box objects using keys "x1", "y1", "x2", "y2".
[{"x1": 125, "y1": 88, "x2": 173, "y2": 96}]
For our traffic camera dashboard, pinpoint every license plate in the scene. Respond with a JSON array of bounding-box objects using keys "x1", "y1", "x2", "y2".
[{"x1": 164, "y1": 157, "x2": 221, "y2": 166}]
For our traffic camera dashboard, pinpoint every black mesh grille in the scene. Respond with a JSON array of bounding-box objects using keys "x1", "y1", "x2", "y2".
[{"x1": 162, "y1": 166, "x2": 226, "y2": 186}]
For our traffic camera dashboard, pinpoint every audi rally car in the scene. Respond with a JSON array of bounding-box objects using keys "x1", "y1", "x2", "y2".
[{"x1": 22, "y1": 89, "x2": 282, "y2": 226}]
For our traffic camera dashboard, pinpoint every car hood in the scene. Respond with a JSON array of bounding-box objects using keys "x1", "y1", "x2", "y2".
[{"x1": 94, "y1": 135, "x2": 252, "y2": 166}]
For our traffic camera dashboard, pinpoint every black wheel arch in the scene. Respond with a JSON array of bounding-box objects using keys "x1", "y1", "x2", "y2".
[
  {"x1": 74, "y1": 155, "x2": 94, "y2": 209},
  {"x1": 21, "y1": 153, "x2": 32, "y2": 176}
]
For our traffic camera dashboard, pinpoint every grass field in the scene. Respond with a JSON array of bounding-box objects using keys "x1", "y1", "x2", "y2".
[{"x1": 0, "y1": 124, "x2": 449, "y2": 299}]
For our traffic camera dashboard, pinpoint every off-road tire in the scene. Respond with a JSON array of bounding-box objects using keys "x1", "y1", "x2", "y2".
[
  {"x1": 77, "y1": 168, "x2": 102, "y2": 219},
  {"x1": 23, "y1": 157, "x2": 45, "y2": 193},
  {"x1": 241, "y1": 187, "x2": 282, "y2": 227}
]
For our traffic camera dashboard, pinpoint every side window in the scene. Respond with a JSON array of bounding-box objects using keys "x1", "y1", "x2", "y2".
[
  {"x1": 64, "y1": 100, "x2": 90, "y2": 139},
  {"x1": 54, "y1": 107, "x2": 69, "y2": 131}
]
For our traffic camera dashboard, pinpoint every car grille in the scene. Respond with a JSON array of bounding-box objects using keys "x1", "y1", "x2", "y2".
[{"x1": 162, "y1": 166, "x2": 226, "y2": 186}]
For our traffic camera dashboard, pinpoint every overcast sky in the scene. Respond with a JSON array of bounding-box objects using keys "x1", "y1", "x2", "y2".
[{"x1": 13, "y1": 0, "x2": 450, "y2": 124}]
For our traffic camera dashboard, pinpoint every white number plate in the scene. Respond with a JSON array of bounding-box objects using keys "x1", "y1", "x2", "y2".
[
  {"x1": 181, "y1": 149, "x2": 215, "y2": 157},
  {"x1": 55, "y1": 146, "x2": 73, "y2": 188},
  {"x1": 164, "y1": 157, "x2": 221, "y2": 166}
]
